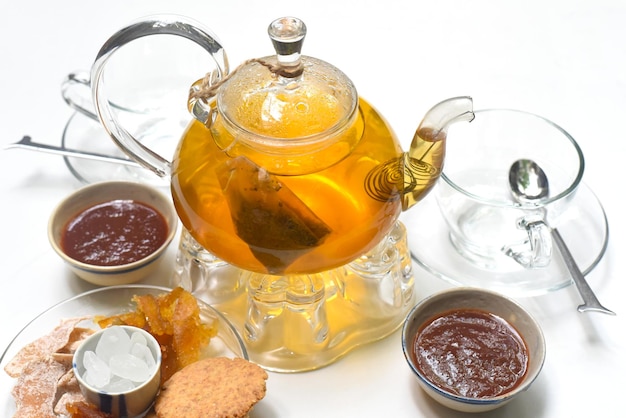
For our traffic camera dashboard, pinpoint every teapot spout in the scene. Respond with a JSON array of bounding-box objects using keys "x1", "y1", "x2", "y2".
[{"x1": 402, "y1": 96, "x2": 474, "y2": 210}]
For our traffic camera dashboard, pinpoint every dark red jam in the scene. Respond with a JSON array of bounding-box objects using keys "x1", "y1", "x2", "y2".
[
  {"x1": 413, "y1": 308, "x2": 529, "y2": 398},
  {"x1": 61, "y1": 200, "x2": 168, "y2": 266}
]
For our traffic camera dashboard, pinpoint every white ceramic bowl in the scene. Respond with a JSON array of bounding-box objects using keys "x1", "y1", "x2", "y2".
[
  {"x1": 401, "y1": 287, "x2": 546, "y2": 413},
  {"x1": 48, "y1": 181, "x2": 177, "y2": 285},
  {"x1": 73, "y1": 325, "x2": 162, "y2": 417}
]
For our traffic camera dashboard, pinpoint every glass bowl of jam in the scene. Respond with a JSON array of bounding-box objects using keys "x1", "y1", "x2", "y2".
[
  {"x1": 401, "y1": 287, "x2": 546, "y2": 413},
  {"x1": 48, "y1": 181, "x2": 178, "y2": 285}
]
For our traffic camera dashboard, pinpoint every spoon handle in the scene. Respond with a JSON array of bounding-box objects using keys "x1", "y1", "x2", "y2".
[
  {"x1": 4, "y1": 136, "x2": 141, "y2": 167},
  {"x1": 551, "y1": 228, "x2": 615, "y2": 315}
]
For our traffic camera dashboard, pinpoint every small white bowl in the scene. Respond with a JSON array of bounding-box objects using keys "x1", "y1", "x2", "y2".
[
  {"x1": 48, "y1": 181, "x2": 178, "y2": 286},
  {"x1": 402, "y1": 287, "x2": 546, "y2": 413},
  {"x1": 73, "y1": 325, "x2": 162, "y2": 417}
]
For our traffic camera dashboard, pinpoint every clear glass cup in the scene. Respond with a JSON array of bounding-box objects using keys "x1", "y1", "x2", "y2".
[{"x1": 436, "y1": 109, "x2": 584, "y2": 271}]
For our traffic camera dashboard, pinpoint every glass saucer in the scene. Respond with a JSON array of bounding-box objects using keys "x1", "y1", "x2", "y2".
[
  {"x1": 61, "y1": 112, "x2": 182, "y2": 187},
  {"x1": 401, "y1": 181, "x2": 609, "y2": 297},
  {"x1": 0, "y1": 285, "x2": 247, "y2": 417}
]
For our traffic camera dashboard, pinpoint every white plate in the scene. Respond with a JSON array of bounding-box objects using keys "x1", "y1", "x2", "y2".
[
  {"x1": 0, "y1": 285, "x2": 247, "y2": 417},
  {"x1": 401, "y1": 181, "x2": 608, "y2": 297}
]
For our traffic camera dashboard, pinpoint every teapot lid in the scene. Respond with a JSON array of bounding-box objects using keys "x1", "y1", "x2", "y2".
[{"x1": 217, "y1": 17, "x2": 358, "y2": 141}]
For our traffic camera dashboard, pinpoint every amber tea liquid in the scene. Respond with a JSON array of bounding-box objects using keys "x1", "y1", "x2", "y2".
[{"x1": 171, "y1": 99, "x2": 405, "y2": 275}]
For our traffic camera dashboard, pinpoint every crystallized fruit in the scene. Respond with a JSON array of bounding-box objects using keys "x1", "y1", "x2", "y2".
[{"x1": 95, "y1": 287, "x2": 217, "y2": 383}]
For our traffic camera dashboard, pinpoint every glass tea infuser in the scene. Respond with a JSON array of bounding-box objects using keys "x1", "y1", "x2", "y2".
[{"x1": 89, "y1": 15, "x2": 474, "y2": 371}]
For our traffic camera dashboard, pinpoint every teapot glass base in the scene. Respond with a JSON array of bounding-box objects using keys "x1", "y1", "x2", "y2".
[{"x1": 171, "y1": 221, "x2": 415, "y2": 372}]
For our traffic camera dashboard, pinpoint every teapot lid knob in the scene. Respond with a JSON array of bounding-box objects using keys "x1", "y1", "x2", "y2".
[
  {"x1": 268, "y1": 17, "x2": 306, "y2": 76},
  {"x1": 205, "y1": 16, "x2": 357, "y2": 145}
]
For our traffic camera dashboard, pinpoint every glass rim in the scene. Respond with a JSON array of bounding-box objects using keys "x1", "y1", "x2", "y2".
[{"x1": 441, "y1": 108, "x2": 585, "y2": 208}]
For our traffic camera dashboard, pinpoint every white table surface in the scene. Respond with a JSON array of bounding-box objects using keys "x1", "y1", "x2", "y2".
[{"x1": 1, "y1": 1, "x2": 625, "y2": 417}]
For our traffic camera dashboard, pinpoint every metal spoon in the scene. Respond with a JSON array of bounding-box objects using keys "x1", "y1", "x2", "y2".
[
  {"x1": 509, "y1": 159, "x2": 615, "y2": 315},
  {"x1": 4, "y1": 135, "x2": 141, "y2": 167}
]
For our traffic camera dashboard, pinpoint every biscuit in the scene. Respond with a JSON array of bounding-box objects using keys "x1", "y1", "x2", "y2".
[{"x1": 155, "y1": 357, "x2": 268, "y2": 418}]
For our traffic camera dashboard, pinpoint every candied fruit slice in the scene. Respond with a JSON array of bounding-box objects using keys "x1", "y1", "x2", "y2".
[
  {"x1": 133, "y1": 294, "x2": 170, "y2": 336},
  {"x1": 172, "y1": 288, "x2": 217, "y2": 368},
  {"x1": 95, "y1": 310, "x2": 146, "y2": 329},
  {"x1": 11, "y1": 358, "x2": 68, "y2": 418},
  {"x1": 66, "y1": 400, "x2": 113, "y2": 417},
  {"x1": 157, "y1": 287, "x2": 181, "y2": 323},
  {"x1": 4, "y1": 317, "x2": 86, "y2": 378}
]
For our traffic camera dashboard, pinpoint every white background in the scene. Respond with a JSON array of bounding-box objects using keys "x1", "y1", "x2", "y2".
[{"x1": 1, "y1": 1, "x2": 625, "y2": 417}]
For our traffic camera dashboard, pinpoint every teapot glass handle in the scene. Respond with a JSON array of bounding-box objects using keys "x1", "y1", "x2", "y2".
[{"x1": 90, "y1": 15, "x2": 228, "y2": 177}]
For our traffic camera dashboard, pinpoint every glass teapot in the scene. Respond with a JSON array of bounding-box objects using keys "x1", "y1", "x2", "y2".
[{"x1": 90, "y1": 15, "x2": 474, "y2": 371}]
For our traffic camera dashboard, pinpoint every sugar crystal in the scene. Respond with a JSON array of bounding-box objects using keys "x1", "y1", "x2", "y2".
[
  {"x1": 130, "y1": 330, "x2": 147, "y2": 347},
  {"x1": 131, "y1": 342, "x2": 156, "y2": 371},
  {"x1": 102, "y1": 375, "x2": 137, "y2": 392},
  {"x1": 83, "y1": 350, "x2": 111, "y2": 388},
  {"x1": 95, "y1": 327, "x2": 131, "y2": 363},
  {"x1": 109, "y1": 353, "x2": 151, "y2": 382}
]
